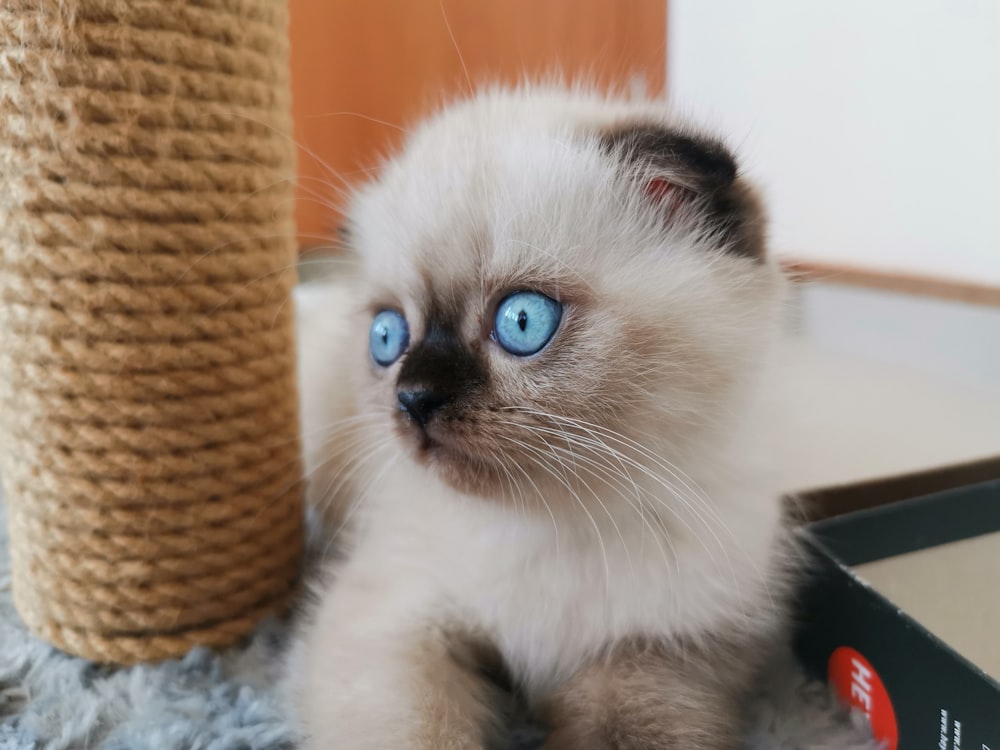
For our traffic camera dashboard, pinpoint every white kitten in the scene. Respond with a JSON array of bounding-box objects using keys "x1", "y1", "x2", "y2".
[{"x1": 288, "y1": 85, "x2": 794, "y2": 750}]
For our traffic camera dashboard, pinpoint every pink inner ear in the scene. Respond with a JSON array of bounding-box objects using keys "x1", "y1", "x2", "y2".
[
  {"x1": 643, "y1": 177, "x2": 676, "y2": 203},
  {"x1": 643, "y1": 177, "x2": 689, "y2": 223}
]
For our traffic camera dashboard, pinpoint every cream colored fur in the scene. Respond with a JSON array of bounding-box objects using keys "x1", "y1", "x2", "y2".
[{"x1": 288, "y1": 86, "x2": 792, "y2": 750}]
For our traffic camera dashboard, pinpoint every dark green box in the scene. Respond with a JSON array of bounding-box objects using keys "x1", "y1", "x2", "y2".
[{"x1": 794, "y1": 466, "x2": 1000, "y2": 750}]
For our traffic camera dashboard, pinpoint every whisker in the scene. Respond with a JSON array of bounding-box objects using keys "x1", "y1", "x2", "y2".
[
  {"x1": 533, "y1": 431, "x2": 634, "y2": 576},
  {"x1": 328, "y1": 439, "x2": 398, "y2": 543},
  {"x1": 498, "y1": 419, "x2": 676, "y2": 573},
  {"x1": 502, "y1": 408, "x2": 752, "y2": 602},
  {"x1": 439, "y1": 0, "x2": 473, "y2": 96},
  {"x1": 497, "y1": 433, "x2": 611, "y2": 597},
  {"x1": 306, "y1": 111, "x2": 410, "y2": 134},
  {"x1": 489, "y1": 434, "x2": 560, "y2": 556},
  {"x1": 535, "y1": 434, "x2": 677, "y2": 576}
]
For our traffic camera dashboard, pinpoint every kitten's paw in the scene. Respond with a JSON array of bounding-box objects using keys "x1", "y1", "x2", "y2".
[{"x1": 538, "y1": 638, "x2": 750, "y2": 750}]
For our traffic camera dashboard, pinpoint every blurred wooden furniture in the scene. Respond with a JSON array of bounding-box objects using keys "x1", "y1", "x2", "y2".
[
  {"x1": 783, "y1": 261, "x2": 1000, "y2": 309},
  {"x1": 288, "y1": 0, "x2": 667, "y2": 246}
]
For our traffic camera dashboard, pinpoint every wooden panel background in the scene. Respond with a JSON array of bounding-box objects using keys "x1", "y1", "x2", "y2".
[{"x1": 288, "y1": 0, "x2": 667, "y2": 246}]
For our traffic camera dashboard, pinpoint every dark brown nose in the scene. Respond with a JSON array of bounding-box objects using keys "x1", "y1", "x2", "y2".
[{"x1": 397, "y1": 388, "x2": 448, "y2": 426}]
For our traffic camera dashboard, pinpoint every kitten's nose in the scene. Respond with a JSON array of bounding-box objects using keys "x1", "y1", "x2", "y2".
[{"x1": 397, "y1": 388, "x2": 448, "y2": 427}]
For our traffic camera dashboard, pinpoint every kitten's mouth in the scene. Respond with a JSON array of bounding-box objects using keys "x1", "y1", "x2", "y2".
[
  {"x1": 396, "y1": 412, "x2": 452, "y2": 454},
  {"x1": 396, "y1": 414, "x2": 480, "y2": 468},
  {"x1": 395, "y1": 411, "x2": 542, "y2": 502},
  {"x1": 415, "y1": 430, "x2": 443, "y2": 453},
  {"x1": 394, "y1": 405, "x2": 513, "y2": 497},
  {"x1": 410, "y1": 425, "x2": 461, "y2": 459}
]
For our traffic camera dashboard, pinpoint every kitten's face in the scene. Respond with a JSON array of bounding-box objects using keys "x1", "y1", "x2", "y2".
[{"x1": 344, "y1": 90, "x2": 783, "y2": 506}]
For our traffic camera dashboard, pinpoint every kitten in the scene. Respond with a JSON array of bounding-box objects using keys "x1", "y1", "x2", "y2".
[{"x1": 288, "y1": 85, "x2": 794, "y2": 750}]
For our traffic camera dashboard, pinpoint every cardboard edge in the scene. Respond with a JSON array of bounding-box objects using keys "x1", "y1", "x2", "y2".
[{"x1": 783, "y1": 455, "x2": 1000, "y2": 522}]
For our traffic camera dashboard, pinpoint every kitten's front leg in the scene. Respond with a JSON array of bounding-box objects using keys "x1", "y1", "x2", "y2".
[
  {"x1": 289, "y1": 577, "x2": 507, "y2": 750},
  {"x1": 540, "y1": 636, "x2": 761, "y2": 750}
]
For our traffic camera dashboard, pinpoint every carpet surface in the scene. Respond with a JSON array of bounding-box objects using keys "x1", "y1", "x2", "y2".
[{"x1": 0, "y1": 496, "x2": 879, "y2": 750}]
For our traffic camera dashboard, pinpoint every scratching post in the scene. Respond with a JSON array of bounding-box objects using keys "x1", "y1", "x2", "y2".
[{"x1": 0, "y1": 1, "x2": 303, "y2": 664}]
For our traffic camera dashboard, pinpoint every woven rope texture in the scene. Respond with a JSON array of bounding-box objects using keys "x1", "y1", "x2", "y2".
[{"x1": 0, "y1": 0, "x2": 303, "y2": 665}]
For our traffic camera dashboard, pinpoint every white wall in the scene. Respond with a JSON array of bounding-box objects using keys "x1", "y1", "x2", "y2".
[
  {"x1": 668, "y1": 0, "x2": 1000, "y2": 286},
  {"x1": 793, "y1": 282, "x2": 1000, "y2": 389}
]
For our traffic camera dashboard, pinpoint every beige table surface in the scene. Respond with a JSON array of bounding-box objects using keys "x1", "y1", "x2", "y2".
[{"x1": 771, "y1": 337, "x2": 1000, "y2": 493}]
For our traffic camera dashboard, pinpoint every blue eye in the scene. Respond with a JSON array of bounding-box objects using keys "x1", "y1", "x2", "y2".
[
  {"x1": 369, "y1": 309, "x2": 410, "y2": 366},
  {"x1": 493, "y1": 291, "x2": 562, "y2": 356}
]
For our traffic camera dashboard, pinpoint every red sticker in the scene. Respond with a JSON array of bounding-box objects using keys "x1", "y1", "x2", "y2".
[{"x1": 829, "y1": 646, "x2": 899, "y2": 750}]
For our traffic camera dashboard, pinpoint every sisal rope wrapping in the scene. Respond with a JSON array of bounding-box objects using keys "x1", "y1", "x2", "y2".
[{"x1": 0, "y1": 0, "x2": 303, "y2": 664}]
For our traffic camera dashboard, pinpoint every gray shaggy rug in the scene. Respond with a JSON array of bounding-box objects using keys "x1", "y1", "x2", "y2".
[{"x1": 0, "y1": 497, "x2": 877, "y2": 750}]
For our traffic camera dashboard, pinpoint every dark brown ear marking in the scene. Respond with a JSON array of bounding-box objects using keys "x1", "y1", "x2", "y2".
[
  {"x1": 603, "y1": 126, "x2": 737, "y2": 192},
  {"x1": 600, "y1": 124, "x2": 766, "y2": 260}
]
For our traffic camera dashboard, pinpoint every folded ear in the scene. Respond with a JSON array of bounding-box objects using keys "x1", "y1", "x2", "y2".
[{"x1": 600, "y1": 124, "x2": 766, "y2": 260}]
